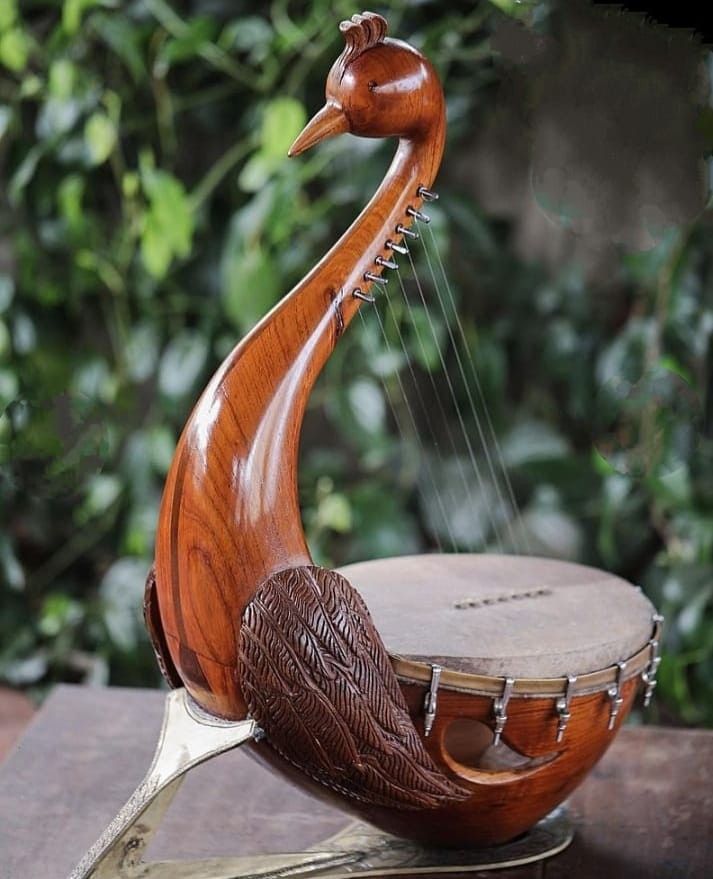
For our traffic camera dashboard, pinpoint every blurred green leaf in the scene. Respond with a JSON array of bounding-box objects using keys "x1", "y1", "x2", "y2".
[
  {"x1": 62, "y1": 0, "x2": 102, "y2": 35},
  {"x1": 155, "y1": 16, "x2": 217, "y2": 74},
  {"x1": 0, "y1": 27, "x2": 30, "y2": 73},
  {"x1": 261, "y1": 97, "x2": 306, "y2": 159},
  {"x1": 0, "y1": 534, "x2": 25, "y2": 591},
  {"x1": 317, "y1": 492, "x2": 353, "y2": 533},
  {"x1": 9, "y1": 144, "x2": 44, "y2": 203},
  {"x1": 100, "y1": 557, "x2": 149, "y2": 651},
  {"x1": 39, "y1": 593, "x2": 83, "y2": 636},
  {"x1": 0, "y1": 1, "x2": 18, "y2": 32},
  {"x1": 0, "y1": 104, "x2": 12, "y2": 140},
  {"x1": 77, "y1": 473, "x2": 122, "y2": 523},
  {"x1": 222, "y1": 229, "x2": 280, "y2": 332},
  {"x1": 158, "y1": 330, "x2": 208, "y2": 399},
  {"x1": 84, "y1": 111, "x2": 116, "y2": 165},
  {"x1": 140, "y1": 167, "x2": 194, "y2": 279},
  {"x1": 348, "y1": 378, "x2": 385, "y2": 436}
]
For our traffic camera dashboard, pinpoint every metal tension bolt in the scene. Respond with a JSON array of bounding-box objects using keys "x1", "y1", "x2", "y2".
[
  {"x1": 386, "y1": 239, "x2": 408, "y2": 254},
  {"x1": 375, "y1": 255, "x2": 398, "y2": 270},
  {"x1": 423, "y1": 664, "x2": 442, "y2": 738},
  {"x1": 607, "y1": 661, "x2": 627, "y2": 731},
  {"x1": 352, "y1": 288, "x2": 375, "y2": 303},
  {"x1": 493, "y1": 677, "x2": 514, "y2": 746},
  {"x1": 363, "y1": 272, "x2": 387, "y2": 286},
  {"x1": 642, "y1": 640, "x2": 662, "y2": 709},
  {"x1": 556, "y1": 675, "x2": 577, "y2": 743},
  {"x1": 417, "y1": 186, "x2": 439, "y2": 201},
  {"x1": 642, "y1": 612, "x2": 664, "y2": 708},
  {"x1": 395, "y1": 224, "x2": 419, "y2": 239},
  {"x1": 406, "y1": 206, "x2": 430, "y2": 223}
]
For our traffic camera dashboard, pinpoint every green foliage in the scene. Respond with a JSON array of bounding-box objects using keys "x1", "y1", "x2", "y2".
[{"x1": 0, "y1": 0, "x2": 711, "y2": 728}]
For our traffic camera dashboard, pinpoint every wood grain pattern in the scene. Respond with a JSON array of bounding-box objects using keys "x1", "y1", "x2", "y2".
[
  {"x1": 238, "y1": 565, "x2": 468, "y2": 810},
  {"x1": 372, "y1": 675, "x2": 642, "y2": 846},
  {"x1": 151, "y1": 11, "x2": 446, "y2": 720},
  {"x1": 144, "y1": 10, "x2": 657, "y2": 851}
]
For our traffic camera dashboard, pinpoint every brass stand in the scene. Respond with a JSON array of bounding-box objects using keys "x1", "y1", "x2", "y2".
[{"x1": 68, "y1": 688, "x2": 573, "y2": 879}]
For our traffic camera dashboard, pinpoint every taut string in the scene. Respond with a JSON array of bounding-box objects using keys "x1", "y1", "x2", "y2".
[
  {"x1": 392, "y1": 270, "x2": 504, "y2": 550},
  {"x1": 382, "y1": 275, "x2": 469, "y2": 538},
  {"x1": 403, "y1": 244, "x2": 510, "y2": 551},
  {"x1": 357, "y1": 307, "x2": 458, "y2": 553},
  {"x1": 422, "y1": 222, "x2": 530, "y2": 554}
]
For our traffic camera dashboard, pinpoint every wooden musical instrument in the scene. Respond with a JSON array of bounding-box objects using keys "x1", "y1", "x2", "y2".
[{"x1": 144, "y1": 11, "x2": 662, "y2": 849}]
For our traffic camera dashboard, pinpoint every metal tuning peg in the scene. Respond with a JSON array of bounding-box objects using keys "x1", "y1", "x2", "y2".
[
  {"x1": 406, "y1": 206, "x2": 430, "y2": 223},
  {"x1": 492, "y1": 677, "x2": 514, "y2": 746},
  {"x1": 395, "y1": 224, "x2": 419, "y2": 239},
  {"x1": 352, "y1": 288, "x2": 375, "y2": 303},
  {"x1": 375, "y1": 255, "x2": 398, "y2": 270},
  {"x1": 364, "y1": 272, "x2": 388, "y2": 286},
  {"x1": 555, "y1": 675, "x2": 577, "y2": 743},
  {"x1": 417, "y1": 186, "x2": 439, "y2": 201},
  {"x1": 607, "y1": 661, "x2": 627, "y2": 731},
  {"x1": 386, "y1": 239, "x2": 408, "y2": 255},
  {"x1": 423, "y1": 664, "x2": 442, "y2": 738}
]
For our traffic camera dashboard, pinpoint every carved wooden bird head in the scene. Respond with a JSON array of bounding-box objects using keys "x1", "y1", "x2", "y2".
[{"x1": 288, "y1": 11, "x2": 444, "y2": 156}]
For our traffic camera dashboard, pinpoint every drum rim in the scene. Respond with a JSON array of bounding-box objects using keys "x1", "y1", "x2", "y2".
[{"x1": 390, "y1": 617, "x2": 662, "y2": 699}]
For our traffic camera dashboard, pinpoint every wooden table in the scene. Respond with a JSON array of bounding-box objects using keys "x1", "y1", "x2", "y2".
[{"x1": 0, "y1": 685, "x2": 710, "y2": 879}]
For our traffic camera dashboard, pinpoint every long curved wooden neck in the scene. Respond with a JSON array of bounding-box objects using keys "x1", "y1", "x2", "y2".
[{"x1": 154, "y1": 108, "x2": 445, "y2": 718}]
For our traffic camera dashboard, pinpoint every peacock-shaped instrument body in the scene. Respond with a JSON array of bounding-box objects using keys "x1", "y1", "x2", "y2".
[{"x1": 146, "y1": 12, "x2": 660, "y2": 848}]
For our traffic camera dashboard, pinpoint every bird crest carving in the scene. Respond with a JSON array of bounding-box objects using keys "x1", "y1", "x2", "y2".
[{"x1": 337, "y1": 12, "x2": 388, "y2": 71}]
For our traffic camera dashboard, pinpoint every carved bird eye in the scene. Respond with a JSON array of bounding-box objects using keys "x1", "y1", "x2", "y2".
[{"x1": 368, "y1": 80, "x2": 378, "y2": 91}]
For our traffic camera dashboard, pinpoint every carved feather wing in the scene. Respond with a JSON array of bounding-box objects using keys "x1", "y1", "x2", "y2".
[{"x1": 238, "y1": 565, "x2": 468, "y2": 810}]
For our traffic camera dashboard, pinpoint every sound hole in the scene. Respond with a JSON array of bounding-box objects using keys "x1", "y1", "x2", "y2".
[{"x1": 443, "y1": 719, "x2": 548, "y2": 772}]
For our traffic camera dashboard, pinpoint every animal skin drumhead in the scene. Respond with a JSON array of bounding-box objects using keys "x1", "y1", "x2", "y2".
[{"x1": 338, "y1": 554, "x2": 655, "y2": 678}]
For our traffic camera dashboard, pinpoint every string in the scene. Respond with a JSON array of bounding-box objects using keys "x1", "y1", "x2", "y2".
[
  {"x1": 422, "y1": 222, "x2": 531, "y2": 554},
  {"x1": 357, "y1": 307, "x2": 458, "y2": 554},
  {"x1": 403, "y1": 244, "x2": 510, "y2": 552},
  {"x1": 412, "y1": 229, "x2": 520, "y2": 553},
  {"x1": 381, "y1": 276, "x2": 468, "y2": 543},
  {"x1": 393, "y1": 270, "x2": 495, "y2": 551}
]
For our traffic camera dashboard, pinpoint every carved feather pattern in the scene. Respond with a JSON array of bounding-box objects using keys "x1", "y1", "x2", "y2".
[{"x1": 238, "y1": 565, "x2": 469, "y2": 810}]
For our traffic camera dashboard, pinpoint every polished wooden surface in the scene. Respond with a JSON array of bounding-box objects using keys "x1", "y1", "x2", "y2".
[
  {"x1": 389, "y1": 677, "x2": 640, "y2": 845},
  {"x1": 2, "y1": 686, "x2": 711, "y2": 879},
  {"x1": 152, "y1": 11, "x2": 446, "y2": 720},
  {"x1": 147, "y1": 10, "x2": 659, "y2": 852}
]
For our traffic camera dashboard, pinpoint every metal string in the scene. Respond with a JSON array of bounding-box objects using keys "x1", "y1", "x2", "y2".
[
  {"x1": 422, "y1": 222, "x2": 530, "y2": 554},
  {"x1": 357, "y1": 307, "x2": 458, "y2": 553},
  {"x1": 381, "y1": 275, "x2": 468, "y2": 543},
  {"x1": 403, "y1": 244, "x2": 510, "y2": 552},
  {"x1": 393, "y1": 270, "x2": 497, "y2": 551},
  {"x1": 411, "y1": 230, "x2": 519, "y2": 552}
]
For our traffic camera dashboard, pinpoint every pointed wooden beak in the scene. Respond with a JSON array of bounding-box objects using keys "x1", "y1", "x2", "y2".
[{"x1": 288, "y1": 102, "x2": 349, "y2": 157}]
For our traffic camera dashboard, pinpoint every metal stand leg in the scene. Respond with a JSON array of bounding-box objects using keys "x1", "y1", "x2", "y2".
[
  {"x1": 68, "y1": 688, "x2": 574, "y2": 878},
  {"x1": 67, "y1": 688, "x2": 350, "y2": 879}
]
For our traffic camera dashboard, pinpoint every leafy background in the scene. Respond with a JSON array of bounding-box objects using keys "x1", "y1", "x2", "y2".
[{"x1": 1, "y1": 0, "x2": 712, "y2": 727}]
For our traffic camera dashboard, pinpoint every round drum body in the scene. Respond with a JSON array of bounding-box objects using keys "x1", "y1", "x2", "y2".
[{"x1": 337, "y1": 554, "x2": 660, "y2": 847}]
